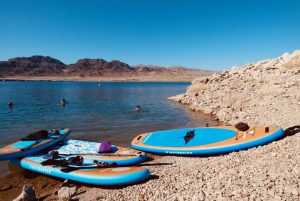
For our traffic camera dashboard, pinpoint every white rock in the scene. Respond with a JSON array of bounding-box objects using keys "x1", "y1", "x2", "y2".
[
  {"x1": 13, "y1": 186, "x2": 36, "y2": 201},
  {"x1": 57, "y1": 186, "x2": 77, "y2": 199}
]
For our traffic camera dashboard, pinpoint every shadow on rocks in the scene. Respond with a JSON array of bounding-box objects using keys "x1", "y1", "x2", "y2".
[
  {"x1": 283, "y1": 125, "x2": 300, "y2": 138},
  {"x1": 59, "y1": 178, "x2": 151, "y2": 190}
]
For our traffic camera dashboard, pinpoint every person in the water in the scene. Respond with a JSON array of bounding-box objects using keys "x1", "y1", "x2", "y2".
[
  {"x1": 61, "y1": 99, "x2": 66, "y2": 106},
  {"x1": 8, "y1": 102, "x2": 13, "y2": 108}
]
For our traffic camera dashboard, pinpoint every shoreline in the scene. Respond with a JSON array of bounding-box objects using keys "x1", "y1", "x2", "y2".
[
  {"x1": 0, "y1": 75, "x2": 205, "y2": 82},
  {"x1": 1, "y1": 48, "x2": 300, "y2": 200},
  {"x1": 1, "y1": 131, "x2": 299, "y2": 200},
  {"x1": 0, "y1": 78, "x2": 191, "y2": 83}
]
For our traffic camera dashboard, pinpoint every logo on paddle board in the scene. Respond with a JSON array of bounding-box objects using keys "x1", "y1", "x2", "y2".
[
  {"x1": 29, "y1": 165, "x2": 51, "y2": 174},
  {"x1": 166, "y1": 151, "x2": 193, "y2": 155}
]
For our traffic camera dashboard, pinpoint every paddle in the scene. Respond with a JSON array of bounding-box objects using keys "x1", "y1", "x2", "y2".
[
  {"x1": 44, "y1": 156, "x2": 118, "y2": 169},
  {"x1": 66, "y1": 160, "x2": 118, "y2": 169},
  {"x1": 55, "y1": 150, "x2": 142, "y2": 157},
  {"x1": 20, "y1": 130, "x2": 56, "y2": 151}
]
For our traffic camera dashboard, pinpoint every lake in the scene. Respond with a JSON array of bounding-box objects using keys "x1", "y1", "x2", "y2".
[{"x1": 0, "y1": 81, "x2": 217, "y2": 177}]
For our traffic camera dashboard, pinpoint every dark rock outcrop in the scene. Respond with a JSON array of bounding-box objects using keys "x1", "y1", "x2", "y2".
[
  {"x1": 66, "y1": 59, "x2": 135, "y2": 76},
  {"x1": 0, "y1": 56, "x2": 65, "y2": 76}
]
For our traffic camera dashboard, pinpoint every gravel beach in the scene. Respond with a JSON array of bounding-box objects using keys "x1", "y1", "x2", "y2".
[{"x1": 2, "y1": 50, "x2": 300, "y2": 201}]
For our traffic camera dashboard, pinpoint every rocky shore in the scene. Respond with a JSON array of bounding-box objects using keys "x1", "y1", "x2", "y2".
[
  {"x1": 2, "y1": 50, "x2": 300, "y2": 200},
  {"x1": 168, "y1": 50, "x2": 300, "y2": 129}
]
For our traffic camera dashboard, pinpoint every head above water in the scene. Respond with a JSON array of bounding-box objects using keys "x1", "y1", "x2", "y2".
[
  {"x1": 8, "y1": 102, "x2": 13, "y2": 108},
  {"x1": 136, "y1": 105, "x2": 140, "y2": 111},
  {"x1": 61, "y1": 99, "x2": 66, "y2": 105}
]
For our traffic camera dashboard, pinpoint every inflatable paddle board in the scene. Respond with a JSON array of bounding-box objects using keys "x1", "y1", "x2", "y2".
[
  {"x1": 48, "y1": 139, "x2": 148, "y2": 166},
  {"x1": 131, "y1": 125, "x2": 284, "y2": 155},
  {"x1": 9, "y1": 153, "x2": 150, "y2": 186},
  {"x1": 0, "y1": 129, "x2": 71, "y2": 161}
]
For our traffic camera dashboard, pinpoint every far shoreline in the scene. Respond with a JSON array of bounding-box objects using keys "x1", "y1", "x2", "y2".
[
  {"x1": 0, "y1": 78, "x2": 195, "y2": 83},
  {"x1": 0, "y1": 74, "x2": 213, "y2": 82},
  {"x1": 0, "y1": 79, "x2": 192, "y2": 83}
]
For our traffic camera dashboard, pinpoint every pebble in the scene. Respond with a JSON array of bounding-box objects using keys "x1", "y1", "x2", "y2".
[{"x1": 70, "y1": 135, "x2": 299, "y2": 200}]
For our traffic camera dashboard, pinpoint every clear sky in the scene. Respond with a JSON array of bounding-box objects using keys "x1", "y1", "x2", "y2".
[{"x1": 0, "y1": 0, "x2": 299, "y2": 71}]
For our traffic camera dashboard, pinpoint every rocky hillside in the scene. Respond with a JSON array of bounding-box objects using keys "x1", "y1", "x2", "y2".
[
  {"x1": 65, "y1": 59, "x2": 135, "y2": 77},
  {"x1": 0, "y1": 56, "x2": 66, "y2": 77},
  {"x1": 168, "y1": 50, "x2": 300, "y2": 129},
  {"x1": 132, "y1": 64, "x2": 213, "y2": 73},
  {"x1": 0, "y1": 56, "x2": 214, "y2": 80}
]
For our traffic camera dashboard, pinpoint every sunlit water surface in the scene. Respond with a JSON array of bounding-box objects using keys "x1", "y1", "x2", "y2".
[{"x1": 0, "y1": 81, "x2": 217, "y2": 177}]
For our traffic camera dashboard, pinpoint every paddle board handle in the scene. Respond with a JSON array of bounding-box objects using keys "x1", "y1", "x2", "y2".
[
  {"x1": 135, "y1": 136, "x2": 142, "y2": 144},
  {"x1": 265, "y1": 127, "x2": 269, "y2": 133}
]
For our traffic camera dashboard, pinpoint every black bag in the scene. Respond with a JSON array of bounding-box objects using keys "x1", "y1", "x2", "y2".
[
  {"x1": 235, "y1": 122, "x2": 250, "y2": 131},
  {"x1": 21, "y1": 130, "x2": 49, "y2": 141}
]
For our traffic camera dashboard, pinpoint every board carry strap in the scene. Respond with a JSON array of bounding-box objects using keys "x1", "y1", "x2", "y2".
[
  {"x1": 42, "y1": 153, "x2": 119, "y2": 169},
  {"x1": 20, "y1": 130, "x2": 57, "y2": 151},
  {"x1": 41, "y1": 155, "x2": 84, "y2": 166},
  {"x1": 93, "y1": 160, "x2": 117, "y2": 167},
  {"x1": 66, "y1": 160, "x2": 118, "y2": 169}
]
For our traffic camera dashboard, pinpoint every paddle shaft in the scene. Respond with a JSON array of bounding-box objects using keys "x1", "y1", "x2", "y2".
[
  {"x1": 61, "y1": 163, "x2": 117, "y2": 169},
  {"x1": 56, "y1": 151, "x2": 139, "y2": 157}
]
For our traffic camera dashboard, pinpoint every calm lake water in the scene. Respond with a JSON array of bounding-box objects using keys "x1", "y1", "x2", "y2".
[{"x1": 0, "y1": 81, "x2": 217, "y2": 177}]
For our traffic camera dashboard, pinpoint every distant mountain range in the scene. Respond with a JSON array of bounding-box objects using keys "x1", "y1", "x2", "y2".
[{"x1": 0, "y1": 55, "x2": 215, "y2": 81}]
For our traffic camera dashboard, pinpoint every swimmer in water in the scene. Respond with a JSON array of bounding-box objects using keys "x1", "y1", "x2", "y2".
[
  {"x1": 61, "y1": 99, "x2": 66, "y2": 106},
  {"x1": 8, "y1": 102, "x2": 13, "y2": 108}
]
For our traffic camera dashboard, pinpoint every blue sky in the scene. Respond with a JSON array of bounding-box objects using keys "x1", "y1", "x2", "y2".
[{"x1": 0, "y1": 0, "x2": 299, "y2": 71}]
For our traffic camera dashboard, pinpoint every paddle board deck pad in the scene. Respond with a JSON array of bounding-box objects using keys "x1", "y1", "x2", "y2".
[
  {"x1": 9, "y1": 154, "x2": 150, "y2": 186},
  {"x1": 48, "y1": 139, "x2": 147, "y2": 166},
  {"x1": 0, "y1": 129, "x2": 71, "y2": 161},
  {"x1": 131, "y1": 126, "x2": 284, "y2": 155}
]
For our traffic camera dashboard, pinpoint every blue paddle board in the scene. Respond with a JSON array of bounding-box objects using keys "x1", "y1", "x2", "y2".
[
  {"x1": 0, "y1": 129, "x2": 71, "y2": 161},
  {"x1": 131, "y1": 126, "x2": 284, "y2": 155},
  {"x1": 49, "y1": 139, "x2": 148, "y2": 166},
  {"x1": 9, "y1": 153, "x2": 150, "y2": 186}
]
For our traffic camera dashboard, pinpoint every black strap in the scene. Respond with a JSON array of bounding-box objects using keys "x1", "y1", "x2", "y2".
[
  {"x1": 21, "y1": 130, "x2": 49, "y2": 141},
  {"x1": 93, "y1": 160, "x2": 118, "y2": 167},
  {"x1": 42, "y1": 156, "x2": 84, "y2": 166},
  {"x1": 67, "y1": 156, "x2": 84, "y2": 166},
  {"x1": 42, "y1": 158, "x2": 67, "y2": 166}
]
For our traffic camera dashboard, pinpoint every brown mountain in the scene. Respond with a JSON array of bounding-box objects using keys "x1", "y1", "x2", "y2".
[
  {"x1": 0, "y1": 55, "x2": 215, "y2": 81},
  {"x1": 66, "y1": 59, "x2": 135, "y2": 77},
  {"x1": 0, "y1": 56, "x2": 66, "y2": 77}
]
